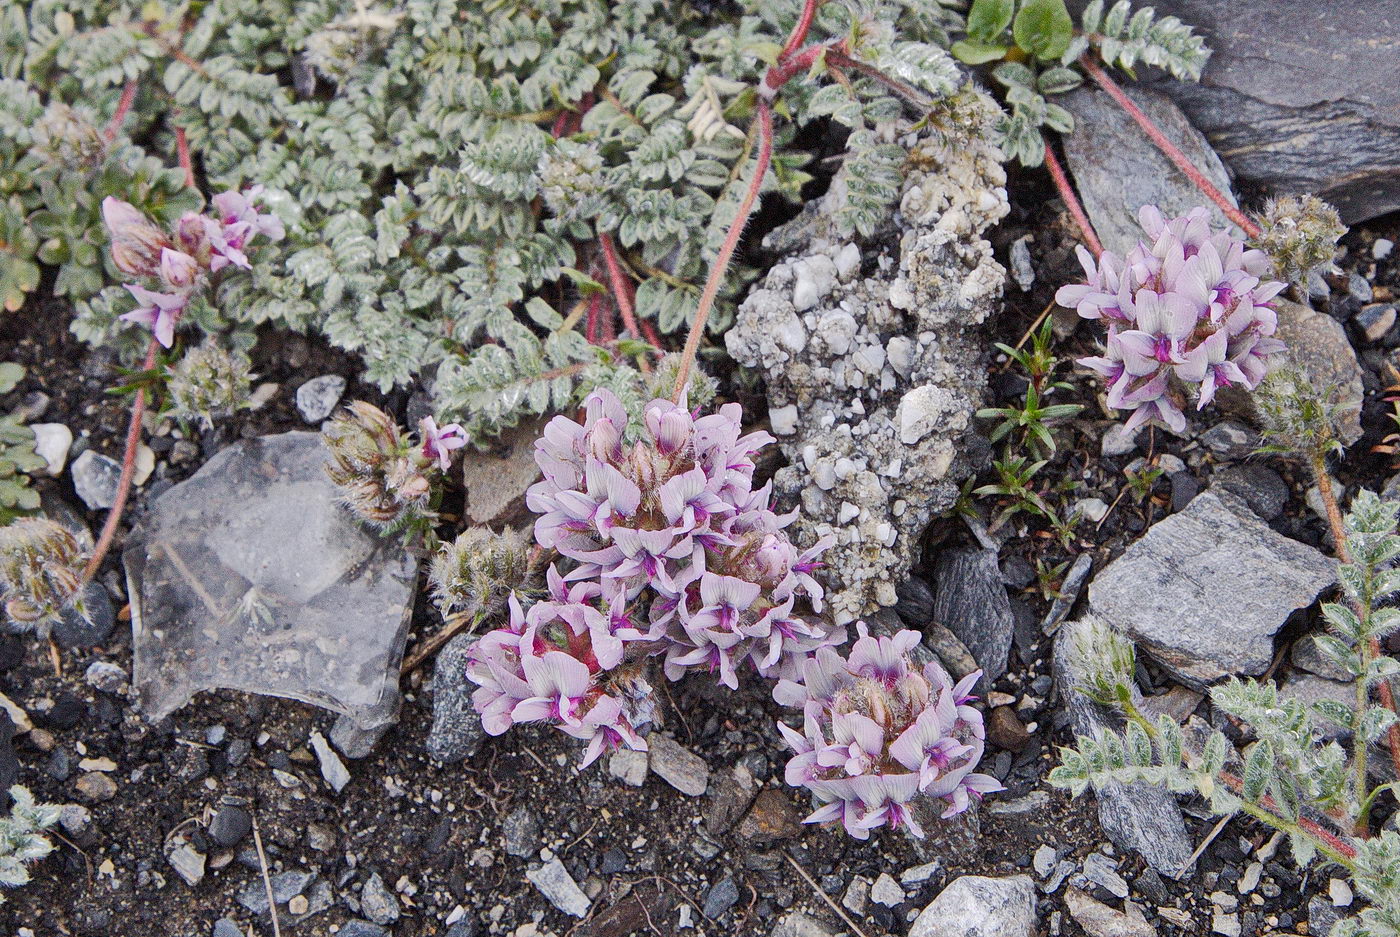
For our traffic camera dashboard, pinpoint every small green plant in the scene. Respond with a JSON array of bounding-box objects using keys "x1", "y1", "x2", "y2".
[
  {"x1": 976, "y1": 453, "x2": 1059, "y2": 531},
  {"x1": 1124, "y1": 462, "x2": 1162, "y2": 504},
  {"x1": 950, "y1": 0, "x2": 1209, "y2": 165},
  {"x1": 0, "y1": 363, "x2": 44, "y2": 523},
  {"x1": 978, "y1": 317, "x2": 1082, "y2": 457},
  {"x1": 0, "y1": 786, "x2": 60, "y2": 901},
  {"x1": 1051, "y1": 491, "x2": 1400, "y2": 935}
]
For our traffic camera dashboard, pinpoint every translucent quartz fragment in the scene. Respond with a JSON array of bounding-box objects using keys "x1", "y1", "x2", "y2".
[{"x1": 125, "y1": 432, "x2": 417, "y2": 729}]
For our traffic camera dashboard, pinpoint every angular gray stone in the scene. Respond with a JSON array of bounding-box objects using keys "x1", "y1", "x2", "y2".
[
  {"x1": 1065, "y1": 888, "x2": 1158, "y2": 937},
  {"x1": 1089, "y1": 491, "x2": 1336, "y2": 687},
  {"x1": 1062, "y1": 84, "x2": 1238, "y2": 256},
  {"x1": 71, "y1": 450, "x2": 122, "y2": 510},
  {"x1": 1055, "y1": 621, "x2": 1194, "y2": 878},
  {"x1": 648, "y1": 733, "x2": 709, "y2": 796},
  {"x1": 360, "y1": 872, "x2": 399, "y2": 925},
  {"x1": 1212, "y1": 465, "x2": 1288, "y2": 521},
  {"x1": 309, "y1": 730, "x2": 350, "y2": 792},
  {"x1": 426, "y1": 633, "x2": 487, "y2": 764},
  {"x1": 526, "y1": 858, "x2": 591, "y2": 918},
  {"x1": 126, "y1": 432, "x2": 417, "y2": 728},
  {"x1": 238, "y1": 870, "x2": 315, "y2": 915},
  {"x1": 295, "y1": 374, "x2": 346, "y2": 424},
  {"x1": 211, "y1": 920, "x2": 243, "y2": 937},
  {"x1": 1082, "y1": 853, "x2": 1129, "y2": 899},
  {"x1": 1135, "y1": 0, "x2": 1400, "y2": 224},
  {"x1": 503, "y1": 805, "x2": 540, "y2": 859},
  {"x1": 702, "y1": 875, "x2": 740, "y2": 919},
  {"x1": 771, "y1": 912, "x2": 839, "y2": 937},
  {"x1": 339, "y1": 922, "x2": 389, "y2": 937},
  {"x1": 933, "y1": 547, "x2": 1013, "y2": 683},
  {"x1": 908, "y1": 875, "x2": 1035, "y2": 937}
]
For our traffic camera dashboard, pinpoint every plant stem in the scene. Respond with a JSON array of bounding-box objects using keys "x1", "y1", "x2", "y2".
[
  {"x1": 672, "y1": 98, "x2": 773, "y2": 403},
  {"x1": 1043, "y1": 141, "x2": 1103, "y2": 259},
  {"x1": 779, "y1": 0, "x2": 823, "y2": 60},
  {"x1": 598, "y1": 233, "x2": 651, "y2": 371},
  {"x1": 1078, "y1": 55, "x2": 1259, "y2": 239},
  {"x1": 81, "y1": 337, "x2": 159, "y2": 585},
  {"x1": 175, "y1": 125, "x2": 195, "y2": 188},
  {"x1": 103, "y1": 81, "x2": 139, "y2": 145},
  {"x1": 1310, "y1": 450, "x2": 1400, "y2": 791}
]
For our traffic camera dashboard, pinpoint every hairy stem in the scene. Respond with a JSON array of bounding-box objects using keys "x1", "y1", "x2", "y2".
[
  {"x1": 779, "y1": 0, "x2": 823, "y2": 61},
  {"x1": 1310, "y1": 450, "x2": 1400, "y2": 794},
  {"x1": 1078, "y1": 55, "x2": 1259, "y2": 239},
  {"x1": 82, "y1": 337, "x2": 159, "y2": 585},
  {"x1": 175, "y1": 125, "x2": 195, "y2": 188},
  {"x1": 1043, "y1": 141, "x2": 1104, "y2": 258},
  {"x1": 599, "y1": 233, "x2": 652, "y2": 371},
  {"x1": 672, "y1": 99, "x2": 773, "y2": 402},
  {"x1": 103, "y1": 80, "x2": 139, "y2": 145}
]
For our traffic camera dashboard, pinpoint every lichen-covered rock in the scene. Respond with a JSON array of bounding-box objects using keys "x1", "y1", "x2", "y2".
[{"x1": 727, "y1": 98, "x2": 1007, "y2": 623}]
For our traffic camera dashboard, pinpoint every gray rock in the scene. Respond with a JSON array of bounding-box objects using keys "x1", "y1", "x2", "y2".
[
  {"x1": 1033, "y1": 845, "x2": 1058, "y2": 878},
  {"x1": 871, "y1": 873, "x2": 904, "y2": 907},
  {"x1": 238, "y1": 870, "x2": 315, "y2": 915},
  {"x1": 933, "y1": 547, "x2": 1013, "y2": 683},
  {"x1": 1218, "y1": 300, "x2": 1364, "y2": 446},
  {"x1": 771, "y1": 912, "x2": 840, "y2": 937},
  {"x1": 1134, "y1": 0, "x2": 1400, "y2": 224},
  {"x1": 608, "y1": 748, "x2": 648, "y2": 787},
  {"x1": 1062, "y1": 83, "x2": 1239, "y2": 255},
  {"x1": 1055, "y1": 621, "x2": 1194, "y2": 878},
  {"x1": 211, "y1": 919, "x2": 243, "y2": 937},
  {"x1": 125, "y1": 432, "x2": 417, "y2": 730},
  {"x1": 1355, "y1": 304, "x2": 1396, "y2": 344},
  {"x1": 426, "y1": 633, "x2": 487, "y2": 764},
  {"x1": 330, "y1": 711, "x2": 395, "y2": 760},
  {"x1": 338, "y1": 922, "x2": 389, "y2": 937},
  {"x1": 84, "y1": 660, "x2": 127, "y2": 693},
  {"x1": 295, "y1": 374, "x2": 346, "y2": 423},
  {"x1": 29, "y1": 423, "x2": 72, "y2": 476},
  {"x1": 908, "y1": 875, "x2": 1035, "y2": 937},
  {"x1": 71, "y1": 450, "x2": 122, "y2": 510},
  {"x1": 503, "y1": 805, "x2": 540, "y2": 858},
  {"x1": 648, "y1": 733, "x2": 709, "y2": 796},
  {"x1": 1309, "y1": 894, "x2": 1343, "y2": 937},
  {"x1": 1065, "y1": 888, "x2": 1158, "y2": 937},
  {"x1": 705, "y1": 765, "x2": 758, "y2": 836},
  {"x1": 1212, "y1": 465, "x2": 1288, "y2": 521},
  {"x1": 208, "y1": 804, "x2": 252, "y2": 848},
  {"x1": 360, "y1": 872, "x2": 400, "y2": 925},
  {"x1": 1082, "y1": 853, "x2": 1129, "y2": 899},
  {"x1": 1042, "y1": 552, "x2": 1092, "y2": 635},
  {"x1": 526, "y1": 858, "x2": 591, "y2": 918},
  {"x1": 1101, "y1": 424, "x2": 1140, "y2": 457},
  {"x1": 703, "y1": 875, "x2": 740, "y2": 919},
  {"x1": 445, "y1": 923, "x2": 477, "y2": 937},
  {"x1": 1089, "y1": 491, "x2": 1336, "y2": 687},
  {"x1": 1009, "y1": 236, "x2": 1035, "y2": 291},
  {"x1": 309, "y1": 730, "x2": 351, "y2": 793},
  {"x1": 52, "y1": 581, "x2": 115, "y2": 650},
  {"x1": 1199, "y1": 420, "x2": 1258, "y2": 459},
  {"x1": 166, "y1": 839, "x2": 206, "y2": 887}
]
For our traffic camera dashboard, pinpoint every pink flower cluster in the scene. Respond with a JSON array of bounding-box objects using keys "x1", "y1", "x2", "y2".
[
  {"x1": 774, "y1": 625, "x2": 1001, "y2": 839},
  {"x1": 102, "y1": 187, "x2": 284, "y2": 348},
  {"x1": 1056, "y1": 206, "x2": 1286, "y2": 432},
  {"x1": 464, "y1": 388, "x2": 842, "y2": 765}
]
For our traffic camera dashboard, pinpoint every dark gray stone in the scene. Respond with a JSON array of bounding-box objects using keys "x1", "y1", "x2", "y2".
[
  {"x1": 52, "y1": 582, "x2": 115, "y2": 650},
  {"x1": 338, "y1": 922, "x2": 390, "y2": 937},
  {"x1": 427, "y1": 632, "x2": 487, "y2": 764},
  {"x1": 0, "y1": 712, "x2": 15, "y2": 792},
  {"x1": 360, "y1": 872, "x2": 400, "y2": 925},
  {"x1": 1212, "y1": 465, "x2": 1288, "y2": 521},
  {"x1": 703, "y1": 875, "x2": 740, "y2": 919},
  {"x1": 502, "y1": 805, "x2": 540, "y2": 859},
  {"x1": 445, "y1": 922, "x2": 478, "y2": 937},
  {"x1": 933, "y1": 548, "x2": 1014, "y2": 683},
  {"x1": 1041, "y1": 552, "x2": 1092, "y2": 635},
  {"x1": 895, "y1": 577, "x2": 936, "y2": 628},
  {"x1": 211, "y1": 919, "x2": 243, "y2": 937},
  {"x1": 1309, "y1": 895, "x2": 1343, "y2": 937},
  {"x1": 1062, "y1": 84, "x2": 1238, "y2": 255},
  {"x1": 208, "y1": 804, "x2": 252, "y2": 848},
  {"x1": 1054, "y1": 623, "x2": 1194, "y2": 878},
  {"x1": 330, "y1": 711, "x2": 396, "y2": 760},
  {"x1": 237, "y1": 870, "x2": 316, "y2": 915},
  {"x1": 1089, "y1": 491, "x2": 1336, "y2": 688},
  {"x1": 1134, "y1": 0, "x2": 1400, "y2": 224}
]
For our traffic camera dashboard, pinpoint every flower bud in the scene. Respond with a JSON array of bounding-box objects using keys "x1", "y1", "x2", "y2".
[{"x1": 102, "y1": 197, "x2": 171, "y2": 278}]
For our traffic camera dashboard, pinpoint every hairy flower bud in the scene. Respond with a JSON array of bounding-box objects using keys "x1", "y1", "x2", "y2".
[
  {"x1": 1251, "y1": 195, "x2": 1346, "y2": 289},
  {"x1": 429, "y1": 527, "x2": 534, "y2": 619},
  {"x1": 166, "y1": 340, "x2": 255, "y2": 430},
  {"x1": 323, "y1": 401, "x2": 438, "y2": 532},
  {"x1": 0, "y1": 518, "x2": 92, "y2": 637},
  {"x1": 102, "y1": 197, "x2": 171, "y2": 279}
]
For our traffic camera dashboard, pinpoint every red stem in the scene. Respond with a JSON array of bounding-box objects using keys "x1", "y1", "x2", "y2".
[
  {"x1": 1218, "y1": 771, "x2": 1356, "y2": 859},
  {"x1": 175, "y1": 125, "x2": 195, "y2": 188},
  {"x1": 600, "y1": 293, "x2": 616, "y2": 343},
  {"x1": 598, "y1": 233, "x2": 651, "y2": 371},
  {"x1": 672, "y1": 100, "x2": 773, "y2": 402},
  {"x1": 1079, "y1": 55, "x2": 1259, "y2": 239},
  {"x1": 779, "y1": 0, "x2": 823, "y2": 61},
  {"x1": 82, "y1": 338, "x2": 160, "y2": 584},
  {"x1": 585, "y1": 293, "x2": 601, "y2": 345},
  {"x1": 103, "y1": 81, "x2": 139, "y2": 145},
  {"x1": 1044, "y1": 141, "x2": 1104, "y2": 258}
]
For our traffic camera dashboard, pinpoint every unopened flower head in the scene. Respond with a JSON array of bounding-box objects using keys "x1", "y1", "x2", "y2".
[
  {"x1": 323, "y1": 401, "x2": 438, "y2": 532},
  {"x1": 429, "y1": 527, "x2": 534, "y2": 619},
  {"x1": 773, "y1": 624, "x2": 1001, "y2": 839},
  {"x1": 527, "y1": 388, "x2": 842, "y2": 689},
  {"x1": 1057, "y1": 206, "x2": 1287, "y2": 432},
  {"x1": 0, "y1": 519, "x2": 91, "y2": 637},
  {"x1": 1251, "y1": 194, "x2": 1345, "y2": 289},
  {"x1": 165, "y1": 339, "x2": 256, "y2": 430}
]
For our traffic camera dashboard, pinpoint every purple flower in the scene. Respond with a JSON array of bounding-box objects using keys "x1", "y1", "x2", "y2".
[
  {"x1": 1058, "y1": 205, "x2": 1287, "y2": 431},
  {"x1": 419, "y1": 416, "x2": 466, "y2": 470},
  {"x1": 102, "y1": 197, "x2": 170, "y2": 278},
  {"x1": 774, "y1": 623, "x2": 994, "y2": 840},
  {"x1": 121, "y1": 284, "x2": 186, "y2": 348},
  {"x1": 160, "y1": 247, "x2": 200, "y2": 291}
]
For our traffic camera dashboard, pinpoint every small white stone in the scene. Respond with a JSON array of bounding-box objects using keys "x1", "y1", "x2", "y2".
[
  {"x1": 1074, "y1": 498, "x2": 1109, "y2": 523},
  {"x1": 812, "y1": 461, "x2": 836, "y2": 490},
  {"x1": 608, "y1": 749, "x2": 647, "y2": 787},
  {"x1": 900, "y1": 861, "x2": 941, "y2": 885},
  {"x1": 1236, "y1": 861, "x2": 1262, "y2": 894},
  {"x1": 527, "y1": 859, "x2": 591, "y2": 918},
  {"x1": 1033, "y1": 844, "x2": 1057, "y2": 878},
  {"x1": 1373, "y1": 238, "x2": 1394, "y2": 260},
  {"x1": 835, "y1": 243, "x2": 861, "y2": 280},
  {"x1": 296, "y1": 374, "x2": 347, "y2": 423},
  {"x1": 133, "y1": 444, "x2": 156, "y2": 487},
  {"x1": 871, "y1": 873, "x2": 904, "y2": 907},
  {"x1": 309, "y1": 730, "x2": 351, "y2": 793},
  {"x1": 833, "y1": 458, "x2": 856, "y2": 480},
  {"x1": 886, "y1": 336, "x2": 915, "y2": 377},
  {"x1": 29, "y1": 423, "x2": 72, "y2": 476},
  {"x1": 792, "y1": 256, "x2": 836, "y2": 311},
  {"x1": 770, "y1": 405, "x2": 799, "y2": 436},
  {"x1": 816, "y1": 311, "x2": 857, "y2": 355},
  {"x1": 1330, "y1": 878, "x2": 1354, "y2": 907},
  {"x1": 838, "y1": 502, "x2": 859, "y2": 524},
  {"x1": 842, "y1": 876, "x2": 869, "y2": 914}
]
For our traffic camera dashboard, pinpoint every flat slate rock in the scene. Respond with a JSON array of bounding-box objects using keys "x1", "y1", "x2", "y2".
[
  {"x1": 932, "y1": 547, "x2": 1014, "y2": 684},
  {"x1": 1088, "y1": 491, "x2": 1336, "y2": 688},
  {"x1": 426, "y1": 632, "x2": 487, "y2": 764},
  {"x1": 1134, "y1": 0, "x2": 1400, "y2": 223},
  {"x1": 1062, "y1": 83, "x2": 1239, "y2": 255},
  {"x1": 907, "y1": 875, "x2": 1035, "y2": 937}
]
